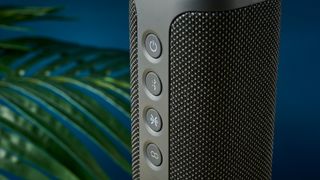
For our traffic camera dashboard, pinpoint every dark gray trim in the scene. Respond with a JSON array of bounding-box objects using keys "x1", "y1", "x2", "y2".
[{"x1": 171, "y1": 0, "x2": 267, "y2": 11}]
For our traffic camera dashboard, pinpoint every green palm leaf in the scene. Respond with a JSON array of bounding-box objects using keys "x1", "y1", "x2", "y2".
[
  {"x1": 0, "y1": 6, "x2": 65, "y2": 31},
  {"x1": 0, "y1": 122, "x2": 78, "y2": 180},
  {"x1": 0, "y1": 37, "x2": 131, "y2": 179}
]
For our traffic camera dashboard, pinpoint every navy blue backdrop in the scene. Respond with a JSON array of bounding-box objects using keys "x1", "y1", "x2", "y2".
[
  {"x1": 0, "y1": 0, "x2": 320, "y2": 179},
  {"x1": 0, "y1": 0, "x2": 129, "y2": 50}
]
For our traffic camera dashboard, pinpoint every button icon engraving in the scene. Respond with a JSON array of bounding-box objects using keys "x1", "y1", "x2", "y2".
[
  {"x1": 145, "y1": 34, "x2": 162, "y2": 58},
  {"x1": 150, "y1": 114, "x2": 159, "y2": 127},
  {"x1": 149, "y1": 40, "x2": 158, "y2": 53},
  {"x1": 151, "y1": 78, "x2": 157, "y2": 91},
  {"x1": 146, "y1": 109, "x2": 162, "y2": 132},
  {"x1": 150, "y1": 150, "x2": 160, "y2": 160},
  {"x1": 145, "y1": 72, "x2": 162, "y2": 96},
  {"x1": 146, "y1": 144, "x2": 162, "y2": 166}
]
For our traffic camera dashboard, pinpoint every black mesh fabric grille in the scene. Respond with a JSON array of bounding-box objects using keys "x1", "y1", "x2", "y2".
[
  {"x1": 129, "y1": 0, "x2": 139, "y2": 179},
  {"x1": 169, "y1": 0, "x2": 281, "y2": 179}
]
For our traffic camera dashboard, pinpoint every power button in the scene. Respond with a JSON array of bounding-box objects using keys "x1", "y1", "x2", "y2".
[{"x1": 145, "y1": 34, "x2": 162, "y2": 58}]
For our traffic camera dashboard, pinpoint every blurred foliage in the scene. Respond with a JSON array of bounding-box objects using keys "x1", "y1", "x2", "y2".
[
  {"x1": 0, "y1": 6, "x2": 69, "y2": 51},
  {"x1": 0, "y1": 5, "x2": 131, "y2": 180},
  {"x1": 0, "y1": 6, "x2": 65, "y2": 31}
]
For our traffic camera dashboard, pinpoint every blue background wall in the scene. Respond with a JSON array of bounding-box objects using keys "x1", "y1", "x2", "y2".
[
  {"x1": 0, "y1": 0, "x2": 129, "y2": 50},
  {"x1": 0, "y1": 0, "x2": 320, "y2": 179},
  {"x1": 273, "y1": 1, "x2": 320, "y2": 179}
]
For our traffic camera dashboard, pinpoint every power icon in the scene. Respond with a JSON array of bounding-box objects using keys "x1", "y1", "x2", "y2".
[
  {"x1": 145, "y1": 34, "x2": 162, "y2": 58},
  {"x1": 149, "y1": 40, "x2": 158, "y2": 53}
]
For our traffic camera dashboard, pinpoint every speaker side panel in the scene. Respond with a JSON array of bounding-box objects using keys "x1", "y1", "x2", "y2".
[
  {"x1": 169, "y1": 0, "x2": 281, "y2": 179},
  {"x1": 130, "y1": 0, "x2": 140, "y2": 179}
]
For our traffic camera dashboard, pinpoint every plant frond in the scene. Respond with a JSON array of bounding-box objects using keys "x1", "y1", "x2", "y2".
[{"x1": 0, "y1": 37, "x2": 131, "y2": 179}]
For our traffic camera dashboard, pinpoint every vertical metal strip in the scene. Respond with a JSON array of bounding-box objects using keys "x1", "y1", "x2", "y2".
[{"x1": 130, "y1": 0, "x2": 140, "y2": 179}]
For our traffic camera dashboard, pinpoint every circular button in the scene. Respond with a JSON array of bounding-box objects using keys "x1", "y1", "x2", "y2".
[
  {"x1": 145, "y1": 34, "x2": 162, "y2": 58},
  {"x1": 146, "y1": 144, "x2": 162, "y2": 166},
  {"x1": 146, "y1": 109, "x2": 162, "y2": 132},
  {"x1": 145, "y1": 72, "x2": 162, "y2": 96}
]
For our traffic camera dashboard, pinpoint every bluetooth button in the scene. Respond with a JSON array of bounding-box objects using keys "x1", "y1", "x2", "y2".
[
  {"x1": 145, "y1": 72, "x2": 162, "y2": 96},
  {"x1": 146, "y1": 109, "x2": 162, "y2": 132}
]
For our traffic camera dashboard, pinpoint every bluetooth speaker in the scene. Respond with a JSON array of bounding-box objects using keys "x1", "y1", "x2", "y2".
[{"x1": 130, "y1": 0, "x2": 281, "y2": 179}]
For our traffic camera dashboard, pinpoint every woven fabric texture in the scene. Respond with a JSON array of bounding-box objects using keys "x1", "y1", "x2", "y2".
[{"x1": 169, "y1": 0, "x2": 281, "y2": 179}]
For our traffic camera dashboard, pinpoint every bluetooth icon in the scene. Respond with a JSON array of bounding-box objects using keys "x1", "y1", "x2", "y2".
[{"x1": 146, "y1": 109, "x2": 162, "y2": 132}]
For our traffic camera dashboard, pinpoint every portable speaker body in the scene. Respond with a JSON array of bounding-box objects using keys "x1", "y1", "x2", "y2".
[{"x1": 130, "y1": 0, "x2": 281, "y2": 179}]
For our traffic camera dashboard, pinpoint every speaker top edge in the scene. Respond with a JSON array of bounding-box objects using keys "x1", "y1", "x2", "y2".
[{"x1": 135, "y1": 0, "x2": 270, "y2": 13}]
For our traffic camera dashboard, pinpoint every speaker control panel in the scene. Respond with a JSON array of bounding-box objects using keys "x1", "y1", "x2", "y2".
[
  {"x1": 136, "y1": 6, "x2": 170, "y2": 176},
  {"x1": 138, "y1": 31, "x2": 168, "y2": 177}
]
